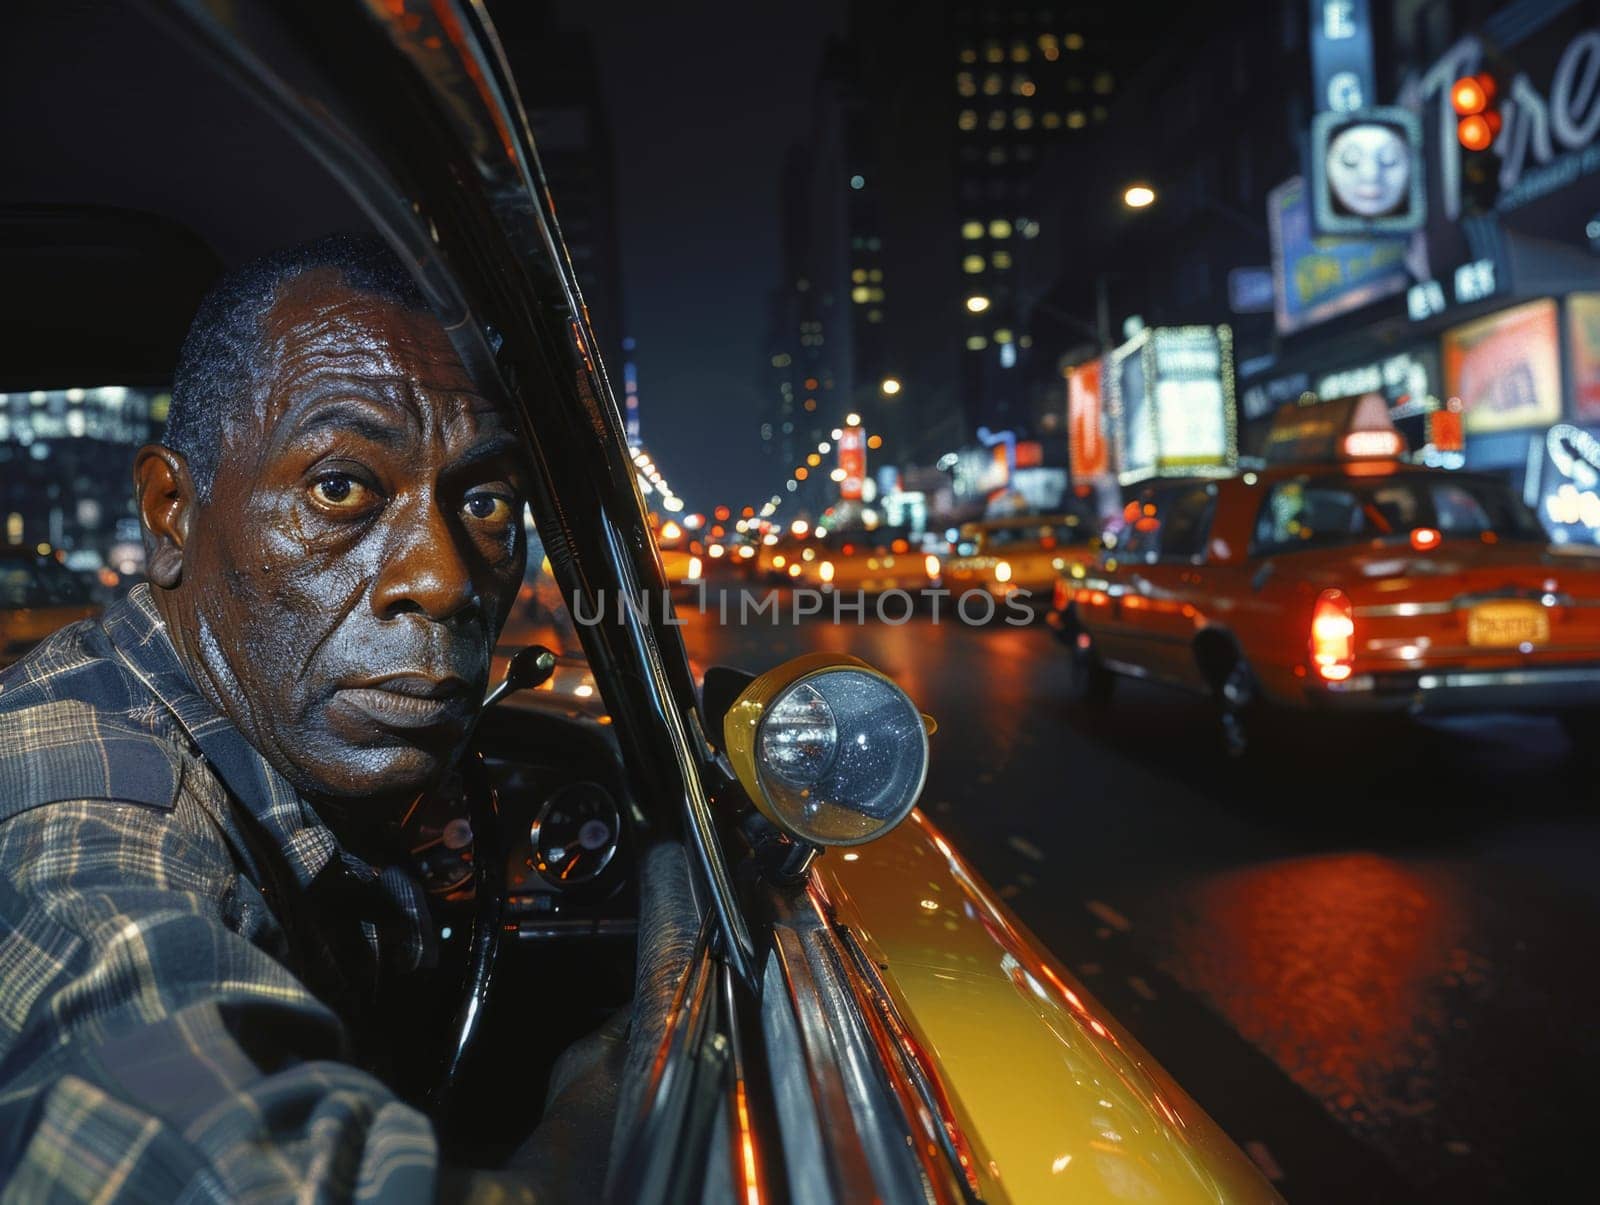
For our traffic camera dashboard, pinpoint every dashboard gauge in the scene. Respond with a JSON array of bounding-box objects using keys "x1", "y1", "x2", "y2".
[{"x1": 530, "y1": 782, "x2": 620, "y2": 888}]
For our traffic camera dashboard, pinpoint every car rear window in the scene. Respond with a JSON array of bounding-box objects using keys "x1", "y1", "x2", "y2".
[{"x1": 1250, "y1": 474, "x2": 1547, "y2": 556}]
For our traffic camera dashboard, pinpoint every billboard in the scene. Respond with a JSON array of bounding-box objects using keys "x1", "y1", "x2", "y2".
[
  {"x1": 1268, "y1": 175, "x2": 1409, "y2": 335},
  {"x1": 1568, "y1": 294, "x2": 1600, "y2": 425},
  {"x1": 1443, "y1": 299, "x2": 1562, "y2": 435},
  {"x1": 837, "y1": 425, "x2": 866, "y2": 500},
  {"x1": 1066, "y1": 359, "x2": 1108, "y2": 480},
  {"x1": 1310, "y1": 107, "x2": 1426, "y2": 235},
  {"x1": 1107, "y1": 326, "x2": 1236, "y2": 484}
]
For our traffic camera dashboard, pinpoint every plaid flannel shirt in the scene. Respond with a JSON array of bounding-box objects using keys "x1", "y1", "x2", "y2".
[{"x1": 0, "y1": 585, "x2": 443, "y2": 1202}]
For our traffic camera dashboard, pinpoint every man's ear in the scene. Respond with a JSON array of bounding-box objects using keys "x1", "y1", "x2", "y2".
[{"x1": 133, "y1": 445, "x2": 196, "y2": 590}]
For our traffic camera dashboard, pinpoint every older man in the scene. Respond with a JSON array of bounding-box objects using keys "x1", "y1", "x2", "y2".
[{"x1": 0, "y1": 236, "x2": 533, "y2": 1200}]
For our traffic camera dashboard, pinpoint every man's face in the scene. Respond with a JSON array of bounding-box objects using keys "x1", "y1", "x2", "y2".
[{"x1": 170, "y1": 269, "x2": 528, "y2": 807}]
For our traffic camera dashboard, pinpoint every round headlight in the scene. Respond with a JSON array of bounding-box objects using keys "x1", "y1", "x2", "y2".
[{"x1": 745, "y1": 666, "x2": 928, "y2": 845}]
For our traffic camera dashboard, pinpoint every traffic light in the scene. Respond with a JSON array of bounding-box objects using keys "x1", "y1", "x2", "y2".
[{"x1": 1451, "y1": 70, "x2": 1503, "y2": 213}]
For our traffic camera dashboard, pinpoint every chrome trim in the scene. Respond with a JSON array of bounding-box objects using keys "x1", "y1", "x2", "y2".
[
  {"x1": 1416, "y1": 667, "x2": 1600, "y2": 691},
  {"x1": 1359, "y1": 589, "x2": 1587, "y2": 618},
  {"x1": 760, "y1": 891, "x2": 971, "y2": 1205},
  {"x1": 1355, "y1": 600, "x2": 1457, "y2": 617},
  {"x1": 833, "y1": 925, "x2": 986, "y2": 1204}
]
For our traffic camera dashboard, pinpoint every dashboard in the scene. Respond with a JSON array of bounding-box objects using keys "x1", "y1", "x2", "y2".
[{"x1": 401, "y1": 700, "x2": 642, "y2": 947}]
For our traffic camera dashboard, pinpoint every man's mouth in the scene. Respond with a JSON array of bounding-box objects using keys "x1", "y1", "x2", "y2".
[{"x1": 336, "y1": 672, "x2": 475, "y2": 731}]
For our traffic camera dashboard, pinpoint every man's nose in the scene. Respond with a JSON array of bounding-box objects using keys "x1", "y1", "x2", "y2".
[{"x1": 371, "y1": 494, "x2": 479, "y2": 623}]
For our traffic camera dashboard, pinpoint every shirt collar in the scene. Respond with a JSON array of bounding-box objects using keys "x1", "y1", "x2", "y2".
[{"x1": 102, "y1": 584, "x2": 348, "y2": 889}]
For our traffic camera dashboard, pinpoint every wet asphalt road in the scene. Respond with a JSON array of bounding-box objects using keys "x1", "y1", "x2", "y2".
[{"x1": 633, "y1": 579, "x2": 1600, "y2": 1204}]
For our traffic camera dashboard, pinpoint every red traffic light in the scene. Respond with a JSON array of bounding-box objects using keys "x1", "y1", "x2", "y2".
[
  {"x1": 1458, "y1": 112, "x2": 1500, "y2": 151},
  {"x1": 1451, "y1": 73, "x2": 1495, "y2": 116}
]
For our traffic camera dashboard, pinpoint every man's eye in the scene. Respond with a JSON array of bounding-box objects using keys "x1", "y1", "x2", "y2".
[
  {"x1": 310, "y1": 474, "x2": 375, "y2": 511},
  {"x1": 463, "y1": 494, "x2": 513, "y2": 524}
]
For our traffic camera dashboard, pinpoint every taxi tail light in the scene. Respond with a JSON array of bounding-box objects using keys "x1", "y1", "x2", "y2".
[
  {"x1": 1052, "y1": 578, "x2": 1069, "y2": 611},
  {"x1": 1410, "y1": 527, "x2": 1441, "y2": 551},
  {"x1": 1311, "y1": 589, "x2": 1355, "y2": 681}
]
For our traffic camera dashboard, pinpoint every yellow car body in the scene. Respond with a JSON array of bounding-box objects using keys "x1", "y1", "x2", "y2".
[
  {"x1": 658, "y1": 546, "x2": 704, "y2": 590},
  {"x1": 944, "y1": 514, "x2": 1101, "y2": 605},
  {"x1": 815, "y1": 810, "x2": 1280, "y2": 1203},
  {"x1": 801, "y1": 535, "x2": 943, "y2": 595}
]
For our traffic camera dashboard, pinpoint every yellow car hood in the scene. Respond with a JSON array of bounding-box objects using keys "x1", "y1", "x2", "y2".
[{"x1": 813, "y1": 810, "x2": 1280, "y2": 1204}]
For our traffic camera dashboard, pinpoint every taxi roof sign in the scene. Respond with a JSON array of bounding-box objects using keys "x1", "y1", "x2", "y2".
[{"x1": 1261, "y1": 392, "x2": 1406, "y2": 465}]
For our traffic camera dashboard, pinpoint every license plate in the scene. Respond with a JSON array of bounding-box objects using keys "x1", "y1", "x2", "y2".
[{"x1": 1467, "y1": 601, "x2": 1549, "y2": 647}]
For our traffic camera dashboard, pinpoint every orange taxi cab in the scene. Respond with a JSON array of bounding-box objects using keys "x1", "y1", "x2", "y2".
[
  {"x1": 653, "y1": 518, "x2": 704, "y2": 593},
  {"x1": 1052, "y1": 394, "x2": 1600, "y2": 754},
  {"x1": 944, "y1": 511, "x2": 1100, "y2": 611}
]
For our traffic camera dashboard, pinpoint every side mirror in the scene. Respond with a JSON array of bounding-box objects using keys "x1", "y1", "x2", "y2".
[{"x1": 722, "y1": 652, "x2": 935, "y2": 847}]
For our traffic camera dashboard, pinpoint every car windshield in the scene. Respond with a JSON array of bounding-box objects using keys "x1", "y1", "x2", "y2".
[{"x1": 1251, "y1": 473, "x2": 1549, "y2": 555}]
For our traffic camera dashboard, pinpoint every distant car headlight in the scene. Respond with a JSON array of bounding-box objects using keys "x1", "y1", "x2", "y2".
[{"x1": 724, "y1": 655, "x2": 932, "y2": 846}]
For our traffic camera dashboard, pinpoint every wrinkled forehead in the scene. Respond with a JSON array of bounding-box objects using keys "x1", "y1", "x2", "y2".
[{"x1": 244, "y1": 268, "x2": 514, "y2": 447}]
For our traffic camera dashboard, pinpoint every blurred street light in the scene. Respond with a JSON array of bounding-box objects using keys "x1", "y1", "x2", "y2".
[
  {"x1": 965, "y1": 295, "x2": 991, "y2": 313},
  {"x1": 845, "y1": 412, "x2": 862, "y2": 426},
  {"x1": 1123, "y1": 184, "x2": 1156, "y2": 208},
  {"x1": 880, "y1": 376, "x2": 902, "y2": 396}
]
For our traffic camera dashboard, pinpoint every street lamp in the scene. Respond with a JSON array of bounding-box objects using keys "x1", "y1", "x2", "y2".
[
  {"x1": 1123, "y1": 184, "x2": 1156, "y2": 209},
  {"x1": 965, "y1": 295, "x2": 991, "y2": 314},
  {"x1": 845, "y1": 412, "x2": 862, "y2": 427},
  {"x1": 880, "y1": 376, "x2": 902, "y2": 396}
]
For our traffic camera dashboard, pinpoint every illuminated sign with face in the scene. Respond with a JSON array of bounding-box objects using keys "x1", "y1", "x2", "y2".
[{"x1": 1310, "y1": 107, "x2": 1425, "y2": 234}]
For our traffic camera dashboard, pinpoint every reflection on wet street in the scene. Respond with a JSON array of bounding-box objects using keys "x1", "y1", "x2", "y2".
[{"x1": 500, "y1": 582, "x2": 1600, "y2": 1203}]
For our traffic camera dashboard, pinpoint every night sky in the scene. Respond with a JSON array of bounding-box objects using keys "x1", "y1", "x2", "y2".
[{"x1": 554, "y1": 1, "x2": 846, "y2": 515}]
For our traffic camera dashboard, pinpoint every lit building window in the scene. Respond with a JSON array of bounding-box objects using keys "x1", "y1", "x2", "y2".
[
  {"x1": 1067, "y1": 110, "x2": 1086, "y2": 128},
  {"x1": 956, "y1": 72, "x2": 976, "y2": 96},
  {"x1": 1065, "y1": 32, "x2": 1085, "y2": 50},
  {"x1": 993, "y1": 328, "x2": 1014, "y2": 344},
  {"x1": 966, "y1": 335, "x2": 989, "y2": 350},
  {"x1": 1010, "y1": 41, "x2": 1028, "y2": 62},
  {"x1": 961, "y1": 220, "x2": 985, "y2": 239},
  {"x1": 1039, "y1": 33, "x2": 1059, "y2": 56},
  {"x1": 958, "y1": 109, "x2": 978, "y2": 131},
  {"x1": 1093, "y1": 71, "x2": 1114, "y2": 94},
  {"x1": 868, "y1": 287, "x2": 886, "y2": 302},
  {"x1": 1067, "y1": 76, "x2": 1084, "y2": 93},
  {"x1": 1020, "y1": 334, "x2": 1034, "y2": 348},
  {"x1": 1014, "y1": 78, "x2": 1036, "y2": 97},
  {"x1": 983, "y1": 73, "x2": 1002, "y2": 96},
  {"x1": 962, "y1": 254, "x2": 986, "y2": 273},
  {"x1": 868, "y1": 268, "x2": 883, "y2": 282},
  {"x1": 851, "y1": 286, "x2": 871, "y2": 304},
  {"x1": 1093, "y1": 104, "x2": 1108, "y2": 122},
  {"x1": 1042, "y1": 112, "x2": 1061, "y2": 129},
  {"x1": 987, "y1": 110, "x2": 1006, "y2": 131},
  {"x1": 959, "y1": 47, "x2": 977, "y2": 63},
  {"x1": 1014, "y1": 109, "x2": 1034, "y2": 130},
  {"x1": 851, "y1": 268, "x2": 867, "y2": 283},
  {"x1": 989, "y1": 219, "x2": 1013, "y2": 238},
  {"x1": 987, "y1": 146, "x2": 1007, "y2": 165},
  {"x1": 867, "y1": 309, "x2": 884, "y2": 323},
  {"x1": 984, "y1": 42, "x2": 1003, "y2": 63},
  {"x1": 992, "y1": 250, "x2": 1013, "y2": 269},
  {"x1": 803, "y1": 398, "x2": 817, "y2": 411},
  {"x1": 1019, "y1": 219, "x2": 1040, "y2": 238}
]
